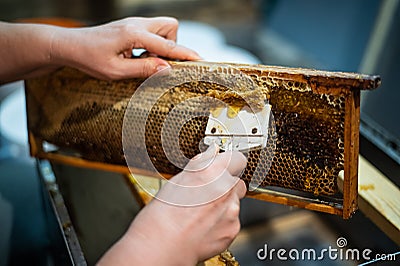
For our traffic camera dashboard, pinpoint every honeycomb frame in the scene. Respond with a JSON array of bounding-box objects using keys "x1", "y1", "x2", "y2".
[{"x1": 25, "y1": 61, "x2": 380, "y2": 219}]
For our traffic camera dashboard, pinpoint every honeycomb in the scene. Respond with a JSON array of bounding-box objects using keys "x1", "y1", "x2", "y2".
[{"x1": 25, "y1": 61, "x2": 380, "y2": 197}]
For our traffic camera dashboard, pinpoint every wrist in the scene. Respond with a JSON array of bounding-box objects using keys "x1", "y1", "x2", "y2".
[
  {"x1": 98, "y1": 200, "x2": 200, "y2": 265},
  {"x1": 47, "y1": 26, "x2": 78, "y2": 67},
  {"x1": 123, "y1": 205, "x2": 199, "y2": 265}
]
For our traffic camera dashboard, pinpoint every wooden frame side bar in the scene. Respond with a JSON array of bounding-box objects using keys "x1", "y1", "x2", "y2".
[{"x1": 342, "y1": 90, "x2": 361, "y2": 219}]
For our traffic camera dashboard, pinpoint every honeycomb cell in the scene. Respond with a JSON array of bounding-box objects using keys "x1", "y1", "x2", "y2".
[{"x1": 24, "y1": 62, "x2": 376, "y2": 198}]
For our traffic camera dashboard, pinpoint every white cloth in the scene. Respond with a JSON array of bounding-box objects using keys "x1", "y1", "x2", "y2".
[{"x1": 178, "y1": 21, "x2": 261, "y2": 64}]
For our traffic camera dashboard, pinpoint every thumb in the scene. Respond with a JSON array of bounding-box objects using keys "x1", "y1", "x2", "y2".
[
  {"x1": 118, "y1": 57, "x2": 170, "y2": 78},
  {"x1": 193, "y1": 142, "x2": 220, "y2": 161},
  {"x1": 185, "y1": 143, "x2": 220, "y2": 172}
]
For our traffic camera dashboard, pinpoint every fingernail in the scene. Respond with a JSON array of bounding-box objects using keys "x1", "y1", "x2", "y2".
[
  {"x1": 166, "y1": 39, "x2": 177, "y2": 48},
  {"x1": 156, "y1": 64, "x2": 170, "y2": 72},
  {"x1": 205, "y1": 142, "x2": 219, "y2": 154},
  {"x1": 190, "y1": 51, "x2": 202, "y2": 60},
  {"x1": 192, "y1": 142, "x2": 219, "y2": 161}
]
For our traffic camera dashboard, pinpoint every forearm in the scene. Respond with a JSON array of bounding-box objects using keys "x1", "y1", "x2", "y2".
[
  {"x1": 97, "y1": 205, "x2": 198, "y2": 266},
  {"x1": 0, "y1": 22, "x2": 64, "y2": 83}
]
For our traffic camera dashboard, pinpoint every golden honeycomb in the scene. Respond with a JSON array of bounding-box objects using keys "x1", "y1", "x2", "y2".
[{"x1": 25, "y1": 61, "x2": 380, "y2": 198}]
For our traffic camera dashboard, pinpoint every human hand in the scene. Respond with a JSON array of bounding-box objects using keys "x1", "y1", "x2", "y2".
[
  {"x1": 51, "y1": 17, "x2": 201, "y2": 80},
  {"x1": 52, "y1": 17, "x2": 200, "y2": 79},
  {"x1": 0, "y1": 17, "x2": 200, "y2": 83},
  {"x1": 98, "y1": 144, "x2": 247, "y2": 265}
]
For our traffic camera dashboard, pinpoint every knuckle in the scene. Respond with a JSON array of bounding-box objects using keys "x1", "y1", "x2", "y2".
[
  {"x1": 118, "y1": 23, "x2": 130, "y2": 34},
  {"x1": 141, "y1": 59, "x2": 156, "y2": 77},
  {"x1": 236, "y1": 179, "x2": 247, "y2": 198},
  {"x1": 159, "y1": 16, "x2": 178, "y2": 26},
  {"x1": 167, "y1": 17, "x2": 179, "y2": 27},
  {"x1": 124, "y1": 17, "x2": 140, "y2": 25},
  {"x1": 228, "y1": 203, "x2": 240, "y2": 218},
  {"x1": 166, "y1": 39, "x2": 177, "y2": 48},
  {"x1": 120, "y1": 23, "x2": 140, "y2": 38},
  {"x1": 164, "y1": 40, "x2": 177, "y2": 56},
  {"x1": 232, "y1": 220, "x2": 241, "y2": 237}
]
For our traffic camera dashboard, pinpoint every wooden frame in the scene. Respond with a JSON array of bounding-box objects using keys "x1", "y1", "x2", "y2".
[{"x1": 25, "y1": 62, "x2": 380, "y2": 219}]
